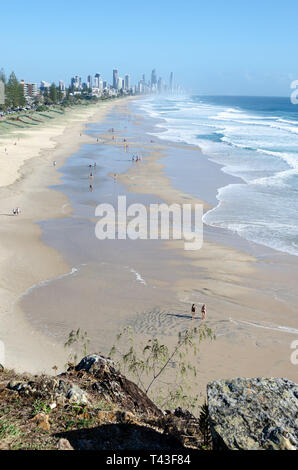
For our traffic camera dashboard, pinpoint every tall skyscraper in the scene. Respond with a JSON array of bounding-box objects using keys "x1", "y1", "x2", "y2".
[
  {"x1": 94, "y1": 73, "x2": 101, "y2": 88},
  {"x1": 169, "y1": 72, "x2": 173, "y2": 92},
  {"x1": 117, "y1": 77, "x2": 124, "y2": 90},
  {"x1": 125, "y1": 74, "x2": 130, "y2": 90},
  {"x1": 87, "y1": 75, "x2": 92, "y2": 89},
  {"x1": 157, "y1": 77, "x2": 163, "y2": 93},
  {"x1": 59, "y1": 80, "x2": 65, "y2": 91},
  {"x1": 113, "y1": 69, "x2": 118, "y2": 89},
  {"x1": 71, "y1": 76, "x2": 81, "y2": 90},
  {"x1": 151, "y1": 69, "x2": 157, "y2": 86}
]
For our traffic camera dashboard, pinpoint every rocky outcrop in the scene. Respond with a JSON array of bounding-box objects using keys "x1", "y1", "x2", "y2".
[
  {"x1": 75, "y1": 354, "x2": 162, "y2": 417},
  {"x1": 1, "y1": 355, "x2": 297, "y2": 450},
  {"x1": 207, "y1": 377, "x2": 298, "y2": 450},
  {"x1": 1, "y1": 354, "x2": 205, "y2": 450}
]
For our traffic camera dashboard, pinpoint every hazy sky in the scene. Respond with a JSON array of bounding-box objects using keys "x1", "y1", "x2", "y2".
[{"x1": 1, "y1": 0, "x2": 297, "y2": 96}]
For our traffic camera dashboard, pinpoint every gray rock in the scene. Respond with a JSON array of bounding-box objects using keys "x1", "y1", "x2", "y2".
[
  {"x1": 7, "y1": 381, "x2": 24, "y2": 391},
  {"x1": 75, "y1": 354, "x2": 114, "y2": 373},
  {"x1": 0, "y1": 364, "x2": 4, "y2": 373},
  {"x1": 75, "y1": 354, "x2": 162, "y2": 417},
  {"x1": 207, "y1": 377, "x2": 298, "y2": 450},
  {"x1": 66, "y1": 384, "x2": 89, "y2": 405},
  {"x1": 58, "y1": 438, "x2": 74, "y2": 451}
]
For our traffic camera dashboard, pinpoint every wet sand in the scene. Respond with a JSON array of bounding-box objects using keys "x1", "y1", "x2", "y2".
[
  {"x1": 0, "y1": 98, "x2": 134, "y2": 373},
  {"x1": 17, "y1": 99, "x2": 298, "y2": 398}
]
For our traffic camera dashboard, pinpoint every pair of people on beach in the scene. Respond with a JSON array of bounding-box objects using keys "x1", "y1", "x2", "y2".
[
  {"x1": 12, "y1": 207, "x2": 21, "y2": 216},
  {"x1": 191, "y1": 303, "x2": 206, "y2": 320}
]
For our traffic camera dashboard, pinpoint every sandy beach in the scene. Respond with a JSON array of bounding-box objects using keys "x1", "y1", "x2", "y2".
[
  {"x1": 0, "y1": 98, "x2": 134, "y2": 373},
  {"x1": 1, "y1": 97, "x2": 297, "y2": 402}
]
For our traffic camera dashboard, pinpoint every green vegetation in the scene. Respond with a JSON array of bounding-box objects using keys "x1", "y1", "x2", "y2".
[
  {"x1": 109, "y1": 325, "x2": 215, "y2": 413},
  {"x1": 32, "y1": 400, "x2": 51, "y2": 416},
  {"x1": 64, "y1": 328, "x2": 90, "y2": 368},
  {"x1": 0, "y1": 70, "x2": 26, "y2": 110},
  {"x1": 0, "y1": 420, "x2": 21, "y2": 439},
  {"x1": 0, "y1": 67, "x2": 119, "y2": 116}
]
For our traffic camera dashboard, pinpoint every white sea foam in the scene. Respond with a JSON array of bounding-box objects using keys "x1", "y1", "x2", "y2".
[
  {"x1": 230, "y1": 318, "x2": 298, "y2": 335},
  {"x1": 138, "y1": 96, "x2": 298, "y2": 256},
  {"x1": 18, "y1": 267, "x2": 79, "y2": 301},
  {"x1": 130, "y1": 268, "x2": 147, "y2": 285}
]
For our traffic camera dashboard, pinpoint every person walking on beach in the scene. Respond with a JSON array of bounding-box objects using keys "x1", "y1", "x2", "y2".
[
  {"x1": 89, "y1": 184, "x2": 93, "y2": 192},
  {"x1": 201, "y1": 304, "x2": 207, "y2": 320},
  {"x1": 191, "y1": 304, "x2": 196, "y2": 319}
]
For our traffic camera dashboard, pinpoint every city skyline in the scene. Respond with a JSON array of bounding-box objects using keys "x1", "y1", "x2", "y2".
[{"x1": 12, "y1": 68, "x2": 179, "y2": 100}]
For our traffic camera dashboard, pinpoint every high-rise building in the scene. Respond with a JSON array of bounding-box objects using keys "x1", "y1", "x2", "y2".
[
  {"x1": 87, "y1": 75, "x2": 92, "y2": 89},
  {"x1": 125, "y1": 74, "x2": 130, "y2": 90},
  {"x1": 157, "y1": 77, "x2": 163, "y2": 93},
  {"x1": 117, "y1": 77, "x2": 124, "y2": 90},
  {"x1": 40, "y1": 80, "x2": 51, "y2": 90},
  {"x1": 169, "y1": 72, "x2": 173, "y2": 92},
  {"x1": 94, "y1": 73, "x2": 101, "y2": 88},
  {"x1": 21, "y1": 80, "x2": 38, "y2": 100},
  {"x1": 71, "y1": 76, "x2": 82, "y2": 90},
  {"x1": 59, "y1": 80, "x2": 65, "y2": 91},
  {"x1": 113, "y1": 69, "x2": 118, "y2": 89},
  {"x1": 151, "y1": 69, "x2": 157, "y2": 86}
]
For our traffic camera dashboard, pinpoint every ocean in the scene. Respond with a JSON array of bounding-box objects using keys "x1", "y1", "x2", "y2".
[{"x1": 138, "y1": 95, "x2": 298, "y2": 257}]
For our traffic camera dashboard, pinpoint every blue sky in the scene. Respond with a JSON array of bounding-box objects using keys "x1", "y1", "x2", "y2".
[{"x1": 0, "y1": 0, "x2": 297, "y2": 96}]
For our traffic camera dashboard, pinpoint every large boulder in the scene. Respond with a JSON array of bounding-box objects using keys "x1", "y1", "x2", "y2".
[
  {"x1": 207, "y1": 377, "x2": 298, "y2": 450},
  {"x1": 75, "y1": 355, "x2": 162, "y2": 417}
]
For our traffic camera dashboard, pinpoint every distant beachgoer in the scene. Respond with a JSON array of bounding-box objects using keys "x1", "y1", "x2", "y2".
[
  {"x1": 89, "y1": 172, "x2": 93, "y2": 179},
  {"x1": 94, "y1": 162, "x2": 96, "y2": 168},
  {"x1": 12, "y1": 208, "x2": 17, "y2": 216},
  {"x1": 201, "y1": 304, "x2": 207, "y2": 320},
  {"x1": 53, "y1": 161, "x2": 57, "y2": 166},
  {"x1": 191, "y1": 304, "x2": 196, "y2": 319},
  {"x1": 89, "y1": 184, "x2": 93, "y2": 192}
]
